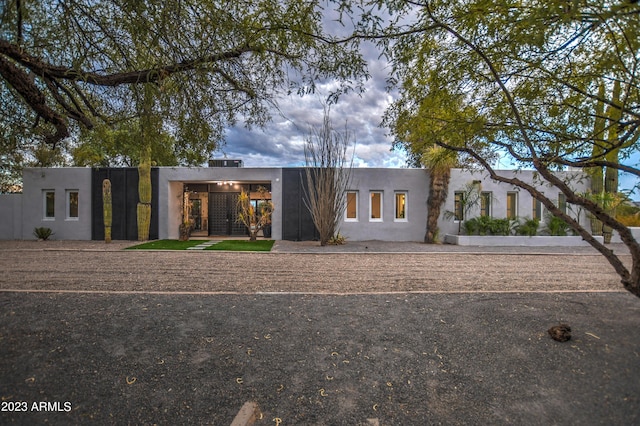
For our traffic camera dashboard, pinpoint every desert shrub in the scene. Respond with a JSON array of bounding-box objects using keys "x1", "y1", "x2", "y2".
[
  {"x1": 516, "y1": 218, "x2": 540, "y2": 236},
  {"x1": 33, "y1": 227, "x2": 54, "y2": 240},
  {"x1": 463, "y1": 217, "x2": 479, "y2": 235},
  {"x1": 463, "y1": 217, "x2": 517, "y2": 236},
  {"x1": 327, "y1": 233, "x2": 347, "y2": 245},
  {"x1": 545, "y1": 214, "x2": 573, "y2": 236},
  {"x1": 617, "y1": 214, "x2": 640, "y2": 227},
  {"x1": 488, "y1": 218, "x2": 512, "y2": 236}
]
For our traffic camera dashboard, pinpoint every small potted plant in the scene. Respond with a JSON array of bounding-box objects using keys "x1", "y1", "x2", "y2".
[
  {"x1": 259, "y1": 200, "x2": 273, "y2": 238},
  {"x1": 179, "y1": 220, "x2": 193, "y2": 241},
  {"x1": 179, "y1": 190, "x2": 193, "y2": 241}
]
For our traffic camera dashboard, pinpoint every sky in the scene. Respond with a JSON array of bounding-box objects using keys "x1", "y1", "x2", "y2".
[
  {"x1": 211, "y1": 10, "x2": 639, "y2": 200},
  {"x1": 215, "y1": 44, "x2": 406, "y2": 169}
]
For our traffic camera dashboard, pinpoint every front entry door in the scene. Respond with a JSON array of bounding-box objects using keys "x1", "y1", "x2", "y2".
[{"x1": 208, "y1": 192, "x2": 246, "y2": 236}]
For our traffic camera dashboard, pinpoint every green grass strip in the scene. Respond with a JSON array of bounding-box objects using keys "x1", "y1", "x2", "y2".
[
  {"x1": 126, "y1": 239, "x2": 274, "y2": 251},
  {"x1": 205, "y1": 240, "x2": 275, "y2": 251},
  {"x1": 126, "y1": 240, "x2": 203, "y2": 250}
]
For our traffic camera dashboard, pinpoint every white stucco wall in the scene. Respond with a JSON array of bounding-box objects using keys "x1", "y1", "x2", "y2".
[
  {"x1": 157, "y1": 167, "x2": 283, "y2": 240},
  {"x1": 0, "y1": 194, "x2": 23, "y2": 240},
  {"x1": 441, "y1": 169, "x2": 592, "y2": 237},
  {"x1": 21, "y1": 168, "x2": 93, "y2": 240},
  {"x1": 2, "y1": 166, "x2": 598, "y2": 242},
  {"x1": 339, "y1": 168, "x2": 429, "y2": 241}
]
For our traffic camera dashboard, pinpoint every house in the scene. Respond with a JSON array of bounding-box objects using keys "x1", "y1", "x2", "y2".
[{"x1": 0, "y1": 163, "x2": 593, "y2": 241}]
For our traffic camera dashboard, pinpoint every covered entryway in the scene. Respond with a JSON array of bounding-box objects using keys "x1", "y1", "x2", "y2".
[{"x1": 183, "y1": 182, "x2": 272, "y2": 237}]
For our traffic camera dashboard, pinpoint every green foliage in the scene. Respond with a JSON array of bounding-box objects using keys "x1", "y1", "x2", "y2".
[
  {"x1": 444, "y1": 182, "x2": 482, "y2": 234},
  {"x1": 33, "y1": 227, "x2": 53, "y2": 240},
  {"x1": 1, "y1": 0, "x2": 366, "y2": 167},
  {"x1": 381, "y1": 1, "x2": 640, "y2": 170},
  {"x1": 370, "y1": 1, "x2": 640, "y2": 292},
  {"x1": 327, "y1": 233, "x2": 347, "y2": 245},
  {"x1": 126, "y1": 239, "x2": 275, "y2": 251},
  {"x1": 616, "y1": 199, "x2": 640, "y2": 217},
  {"x1": 236, "y1": 187, "x2": 275, "y2": 241},
  {"x1": 126, "y1": 240, "x2": 203, "y2": 250},
  {"x1": 206, "y1": 240, "x2": 275, "y2": 252},
  {"x1": 516, "y1": 218, "x2": 540, "y2": 237},
  {"x1": 544, "y1": 214, "x2": 574, "y2": 236},
  {"x1": 616, "y1": 214, "x2": 640, "y2": 227},
  {"x1": 463, "y1": 216, "x2": 517, "y2": 236},
  {"x1": 72, "y1": 121, "x2": 181, "y2": 167}
]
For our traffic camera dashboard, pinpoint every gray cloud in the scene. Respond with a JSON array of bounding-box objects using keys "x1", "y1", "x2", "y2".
[{"x1": 215, "y1": 7, "x2": 406, "y2": 169}]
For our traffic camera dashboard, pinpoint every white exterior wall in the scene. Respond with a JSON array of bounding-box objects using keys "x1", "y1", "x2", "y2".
[
  {"x1": 157, "y1": 167, "x2": 283, "y2": 240},
  {"x1": 340, "y1": 168, "x2": 429, "y2": 241},
  {"x1": 440, "y1": 169, "x2": 592, "y2": 236},
  {"x1": 21, "y1": 168, "x2": 92, "y2": 240},
  {"x1": 1, "y1": 166, "x2": 595, "y2": 242},
  {"x1": 0, "y1": 194, "x2": 23, "y2": 240}
]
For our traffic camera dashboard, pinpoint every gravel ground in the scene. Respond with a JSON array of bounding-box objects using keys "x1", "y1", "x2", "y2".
[
  {"x1": 1, "y1": 240, "x2": 638, "y2": 425},
  {"x1": 0, "y1": 240, "x2": 632, "y2": 294}
]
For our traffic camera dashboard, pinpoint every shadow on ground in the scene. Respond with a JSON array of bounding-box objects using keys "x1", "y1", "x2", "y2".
[{"x1": 1, "y1": 292, "x2": 639, "y2": 425}]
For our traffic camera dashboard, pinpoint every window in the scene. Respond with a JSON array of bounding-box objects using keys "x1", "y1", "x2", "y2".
[
  {"x1": 395, "y1": 192, "x2": 407, "y2": 221},
  {"x1": 454, "y1": 191, "x2": 464, "y2": 221},
  {"x1": 43, "y1": 190, "x2": 55, "y2": 219},
  {"x1": 558, "y1": 193, "x2": 567, "y2": 214},
  {"x1": 506, "y1": 192, "x2": 517, "y2": 219},
  {"x1": 532, "y1": 193, "x2": 544, "y2": 220},
  {"x1": 480, "y1": 192, "x2": 492, "y2": 217},
  {"x1": 67, "y1": 190, "x2": 79, "y2": 219},
  {"x1": 370, "y1": 191, "x2": 383, "y2": 221},
  {"x1": 345, "y1": 191, "x2": 358, "y2": 221}
]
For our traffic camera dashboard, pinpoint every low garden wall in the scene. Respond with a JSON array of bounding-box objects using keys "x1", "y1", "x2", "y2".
[
  {"x1": 444, "y1": 234, "x2": 605, "y2": 246},
  {"x1": 610, "y1": 227, "x2": 640, "y2": 244}
]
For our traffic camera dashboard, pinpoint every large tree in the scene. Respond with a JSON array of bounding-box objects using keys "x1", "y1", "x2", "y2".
[
  {"x1": 352, "y1": 1, "x2": 640, "y2": 296},
  {"x1": 0, "y1": 0, "x2": 367, "y2": 160}
]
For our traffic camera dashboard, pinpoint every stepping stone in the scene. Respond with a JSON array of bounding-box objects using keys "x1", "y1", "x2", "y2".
[{"x1": 186, "y1": 240, "x2": 221, "y2": 250}]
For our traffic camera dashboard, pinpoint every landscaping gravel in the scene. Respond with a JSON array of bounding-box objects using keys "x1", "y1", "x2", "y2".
[{"x1": 0, "y1": 240, "x2": 638, "y2": 425}]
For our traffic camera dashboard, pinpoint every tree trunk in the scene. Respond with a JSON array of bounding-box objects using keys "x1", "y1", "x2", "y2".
[{"x1": 425, "y1": 168, "x2": 451, "y2": 243}]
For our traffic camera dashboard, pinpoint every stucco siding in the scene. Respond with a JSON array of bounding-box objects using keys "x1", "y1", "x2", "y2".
[
  {"x1": 21, "y1": 168, "x2": 92, "y2": 240},
  {"x1": 340, "y1": 168, "x2": 429, "y2": 241},
  {"x1": 441, "y1": 169, "x2": 592, "y2": 236},
  {"x1": 157, "y1": 167, "x2": 283, "y2": 240},
  {"x1": 3, "y1": 166, "x2": 595, "y2": 242},
  {"x1": 0, "y1": 194, "x2": 23, "y2": 240}
]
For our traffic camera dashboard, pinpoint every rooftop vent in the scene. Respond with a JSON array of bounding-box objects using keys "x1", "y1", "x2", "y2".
[{"x1": 208, "y1": 159, "x2": 243, "y2": 168}]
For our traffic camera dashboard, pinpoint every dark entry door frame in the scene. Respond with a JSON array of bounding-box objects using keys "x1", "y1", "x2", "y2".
[{"x1": 208, "y1": 192, "x2": 246, "y2": 236}]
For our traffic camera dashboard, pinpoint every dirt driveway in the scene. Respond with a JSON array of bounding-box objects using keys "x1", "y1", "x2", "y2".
[{"x1": 1, "y1": 241, "x2": 639, "y2": 425}]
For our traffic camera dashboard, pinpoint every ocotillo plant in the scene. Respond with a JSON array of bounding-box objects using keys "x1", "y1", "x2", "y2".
[{"x1": 102, "y1": 179, "x2": 112, "y2": 243}]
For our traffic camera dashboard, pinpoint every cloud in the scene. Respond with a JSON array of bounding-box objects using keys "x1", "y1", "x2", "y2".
[{"x1": 215, "y1": 7, "x2": 407, "y2": 169}]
